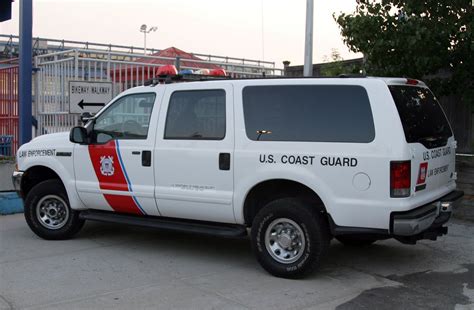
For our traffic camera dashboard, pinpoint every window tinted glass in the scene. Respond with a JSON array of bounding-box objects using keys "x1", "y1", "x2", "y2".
[
  {"x1": 242, "y1": 85, "x2": 375, "y2": 142},
  {"x1": 94, "y1": 93, "x2": 156, "y2": 140},
  {"x1": 165, "y1": 90, "x2": 226, "y2": 140},
  {"x1": 389, "y1": 86, "x2": 452, "y2": 148}
]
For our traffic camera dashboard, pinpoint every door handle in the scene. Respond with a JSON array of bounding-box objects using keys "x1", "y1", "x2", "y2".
[
  {"x1": 142, "y1": 150, "x2": 151, "y2": 167},
  {"x1": 219, "y1": 153, "x2": 230, "y2": 171},
  {"x1": 132, "y1": 151, "x2": 141, "y2": 155}
]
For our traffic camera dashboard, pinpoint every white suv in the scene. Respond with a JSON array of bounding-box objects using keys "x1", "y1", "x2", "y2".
[{"x1": 13, "y1": 76, "x2": 463, "y2": 278}]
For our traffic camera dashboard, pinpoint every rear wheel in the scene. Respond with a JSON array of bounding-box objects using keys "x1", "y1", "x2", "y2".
[
  {"x1": 24, "y1": 180, "x2": 84, "y2": 240},
  {"x1": 251, "y1": 198, "x2": 329, "y2": 279},
  {"x1": 336, "y1": 235, "x2": 377, "y2": 247}
]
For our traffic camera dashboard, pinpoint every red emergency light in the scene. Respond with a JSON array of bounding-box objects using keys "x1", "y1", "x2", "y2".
[
  {"x1": 156, "y1": 65, "x2": 178, "y2": 76},
  {"x1": 209, "y1": 69, "x2": 227, "y2": 77}
]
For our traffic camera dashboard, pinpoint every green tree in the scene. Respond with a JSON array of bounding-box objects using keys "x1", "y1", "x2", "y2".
[
  {"x1": 335, "y1": 0, "x2": 473, "y2": 106},
  {"x1": 320, "y1": 49, "x2": 345, "y2": 76},
  {"x1": 320, "y1": 49, "x2": 363, "y2": 76}
]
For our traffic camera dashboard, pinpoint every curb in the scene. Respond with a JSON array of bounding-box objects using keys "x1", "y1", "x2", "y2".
[{"x1": 0, "y1": 192, "x2": 24, "y2": 215}]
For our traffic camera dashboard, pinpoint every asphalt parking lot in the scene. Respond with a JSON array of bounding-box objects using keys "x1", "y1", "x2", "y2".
[{"x1": 1, "y1": 213, "x2": 473, "y2": 310}]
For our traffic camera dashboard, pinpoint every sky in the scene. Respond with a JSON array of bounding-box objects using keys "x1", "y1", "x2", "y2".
[{"x1": 0, "y1": 0, "x2": 362, "y2": 67}]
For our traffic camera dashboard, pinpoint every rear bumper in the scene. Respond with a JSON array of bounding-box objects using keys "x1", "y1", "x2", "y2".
[{"x1": 390, "y1": 190, "x2": 464, "y2": 237}]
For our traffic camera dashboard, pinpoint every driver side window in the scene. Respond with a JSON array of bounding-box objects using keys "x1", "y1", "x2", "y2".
[{"x1": 93, "y1": 93, "x2": 156, "y2": 142}]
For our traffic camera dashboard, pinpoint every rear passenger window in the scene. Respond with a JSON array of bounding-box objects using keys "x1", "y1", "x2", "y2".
[
  {"x1": 389, "y1": 86, "x2": 452, "y2": 148},
  {"x1": 164, "y1": 89, "x2": 226, "y2": 140},
  {"x1": 242, "y1": 85, "x2": 375, "y2": 143}
]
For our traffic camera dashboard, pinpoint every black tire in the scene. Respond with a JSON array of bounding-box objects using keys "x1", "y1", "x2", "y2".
[
  {"x1": 24, "y1": 179, "x2": 84, "y2": 240},
  {"x1": 251, "y1": 198, "x2": 330, "y2": 279},
  {"x1": 336, "y1": 235, "x2": 377, "y2": 247}
]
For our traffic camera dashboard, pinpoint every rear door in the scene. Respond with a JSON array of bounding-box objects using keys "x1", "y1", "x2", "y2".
[
  {"x1": 389, "y1": 84, "x2": 456, "y2": 194},
  {"x1": 154, "y1": 83, "x2": 235, "y2": 223}
]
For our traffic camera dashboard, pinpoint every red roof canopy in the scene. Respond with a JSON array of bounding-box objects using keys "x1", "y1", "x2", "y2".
[
  {"x1": 136, "y1": 47, "x2": 222, "y2": 70},
  {"x1": 110, "y1": 47, "x2": 222, "y2": 82}
]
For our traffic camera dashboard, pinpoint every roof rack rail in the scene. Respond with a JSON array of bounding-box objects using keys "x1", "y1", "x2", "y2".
[
  {"x1": 338, "y1": 74, "x2": 367, "y2": 78},
  {"x1": 144, "y1": 74, "x2": 233, "y2": 86}
]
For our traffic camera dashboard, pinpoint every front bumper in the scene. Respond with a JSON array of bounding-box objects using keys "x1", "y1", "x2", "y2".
[
  {"x1": 12, "y1": 170, "x2": 23, "y2": 196},
  {"x1": 390, "y1": 190, "x2": 464, "y2": 240}
]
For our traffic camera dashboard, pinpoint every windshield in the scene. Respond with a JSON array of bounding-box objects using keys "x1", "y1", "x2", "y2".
[{"x1": 389, "y1": 85, "x2": 452, "y2": 149}]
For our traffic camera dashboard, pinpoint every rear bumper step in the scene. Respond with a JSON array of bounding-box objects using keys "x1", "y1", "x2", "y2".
[
  {"x1": 329, "y1": 190, "x2": 464, "y2": 244},
  {"x1": 390, "y1": 190, "x2": 464, "y2": 239},
  {"x1": 79, "y1": 210, "x2": 248, "y2": 238}
]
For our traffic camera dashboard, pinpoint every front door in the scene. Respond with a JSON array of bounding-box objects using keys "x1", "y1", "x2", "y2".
[
  {"x1": 154, "y1": 84, "x2": 235, "y2": 223},
  {"x1": 74, "y1": 91, "x2": 160, "y2": 216}
]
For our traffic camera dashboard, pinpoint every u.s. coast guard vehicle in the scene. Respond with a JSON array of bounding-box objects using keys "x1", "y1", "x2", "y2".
[{"x1": 13, "y1": 74, "x2": 463, "y2": 278}]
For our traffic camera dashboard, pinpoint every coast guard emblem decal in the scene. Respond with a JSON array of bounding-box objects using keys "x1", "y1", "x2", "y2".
[{"x1": 100, "y1": 155, "x2": 115, "y2": 176}]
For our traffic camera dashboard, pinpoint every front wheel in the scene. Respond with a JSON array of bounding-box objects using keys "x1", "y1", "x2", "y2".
[
  {"x1": 24, "y1": 179, "x2": 84, "y2": 240},
  {"x1": 251, "y1": 198, "x2": 330, "y2": 279}
]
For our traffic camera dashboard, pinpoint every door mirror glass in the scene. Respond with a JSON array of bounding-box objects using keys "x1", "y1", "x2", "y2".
[{"x1": 69, "y1": 126, "x2": 88, "y2": 144}]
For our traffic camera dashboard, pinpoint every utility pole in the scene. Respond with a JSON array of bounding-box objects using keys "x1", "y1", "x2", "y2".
[
  {"x1": 303, "y1": 0, "x2": 314, "y2": 77},
  {"x1": 19, "y1": 0, "x2": 33, "y2": 145}
]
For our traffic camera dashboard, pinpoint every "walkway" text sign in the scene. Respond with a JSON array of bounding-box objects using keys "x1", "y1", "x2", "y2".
[{"x1": 69, "y1": 81, "x2": 113, "y2": 114}]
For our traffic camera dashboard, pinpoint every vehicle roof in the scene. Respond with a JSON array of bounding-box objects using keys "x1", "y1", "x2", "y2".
[{"x1": 120, "y1": 76, "x2": 426, "y2": 96}]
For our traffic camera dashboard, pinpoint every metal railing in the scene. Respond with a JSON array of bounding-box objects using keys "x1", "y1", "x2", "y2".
[
  {"x1": 0, "y1": 61, "x2": 18, "y2": 155},
  {"x1": 1, "y1": 34, "x2": 279, "y2": 70},
  {"x1": 34, "y1": 47, "x2": 283, "y2": 136}
]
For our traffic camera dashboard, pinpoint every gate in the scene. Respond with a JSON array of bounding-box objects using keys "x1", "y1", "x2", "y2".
[
  {"x1": 35, "y1": 49, "x2": 282, "y2": 136},
  {"x1": 0, "y1": 59, "x2": 18, "y2": 156}
]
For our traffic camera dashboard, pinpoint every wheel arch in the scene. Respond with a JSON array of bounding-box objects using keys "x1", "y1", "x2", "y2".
[
  {"x1": 242, "y1": 178, "x2": 328, "y2": 226},
  {"x1": 20, "y1": 163, "x2": 87, "y2": 210},
  {"x1": 21, "y1": 165, "x2": 62, "y2": 199}
]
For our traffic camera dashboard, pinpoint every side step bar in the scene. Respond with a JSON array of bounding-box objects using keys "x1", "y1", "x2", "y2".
[{"x1": 79, "y1": 210, "x2": 248, "y2": 238}]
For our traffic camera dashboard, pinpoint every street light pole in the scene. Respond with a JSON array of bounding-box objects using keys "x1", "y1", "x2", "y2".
[
  {"x1": 140, "y1": 24, "x2": 157, "y2": 55},
  {"x1": 303, "y1": 0, "x2": 314, "y2": 77}
]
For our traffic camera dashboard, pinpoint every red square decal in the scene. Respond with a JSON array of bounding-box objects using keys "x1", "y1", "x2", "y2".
[{"x1": 417, "y1": 162, "x2": 428, "y2": 185}]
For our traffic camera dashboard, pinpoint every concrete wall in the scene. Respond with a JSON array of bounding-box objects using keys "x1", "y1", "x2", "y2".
[
  {"x1": 0, "y1": 161, "x2": 15, "y2": 191},
  {"x1": 457, "y1": 155, "x2": 474, "y2": 196},
  {"x1": 440, "y1": 95, "x2": 473, "y2": 154}
]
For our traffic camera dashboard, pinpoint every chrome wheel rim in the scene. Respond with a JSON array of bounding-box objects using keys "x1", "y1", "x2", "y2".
[
  {"x1": 35, "y1": 195, "x2": 69, "y2": 230},
  {"x1": 265, "y1": 218, "x2": 306, "y2": 264}
]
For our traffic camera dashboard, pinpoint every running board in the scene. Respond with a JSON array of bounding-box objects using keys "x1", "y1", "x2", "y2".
[{"x1": 79, "y1": 210, "x2": 248, "y2": 238}]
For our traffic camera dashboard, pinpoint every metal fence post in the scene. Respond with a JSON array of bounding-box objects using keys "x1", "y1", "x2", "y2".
[
  {"x1": 74, "y1": 49, "x2": 79, "y2": 79},
  {"x1": 19, "y1": 0, "x2": 33, "y2": 145},
  {"x1": 175, "y1": 56, "x2": 181, "y2": 72}
]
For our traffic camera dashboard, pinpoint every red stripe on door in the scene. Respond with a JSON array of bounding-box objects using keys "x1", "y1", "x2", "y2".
[
  {"x1": 88, "y1": 140, "x2": 142, "y2": 215},
  {"x1": 103, "y1": 194, "x2": 141, "y2": 214}
]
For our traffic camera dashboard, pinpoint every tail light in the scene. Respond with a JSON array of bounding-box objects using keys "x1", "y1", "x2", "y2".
[{"x1": 390, "y1": 161, "x2": 411, "y2": 198}]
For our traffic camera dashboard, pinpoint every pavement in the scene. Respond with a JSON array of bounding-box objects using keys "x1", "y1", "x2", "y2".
[{"x1": 0, "y1": 214, "x2": 473, "y2": 310}]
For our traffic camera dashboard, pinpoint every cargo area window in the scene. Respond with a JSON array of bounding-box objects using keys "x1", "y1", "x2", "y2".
[
  {"x1": 389, "y1": 86, "x2": 452, "y2": 148},
  {"x1": 164, "y1": 89, "x2": 226, "y2": 140},
  {"x1": 242, "y1": 85, "x2": 375, "y2": 142},
  {"x1": 93, "y1": 93, "x2": 156, "y2": 141}
]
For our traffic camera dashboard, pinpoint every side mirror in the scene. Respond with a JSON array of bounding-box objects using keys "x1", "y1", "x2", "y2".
[
  {"x1": 80, "y1": 112, "x2": 94, "y2": 125},
  {"x1": 69, "y1": 126, "x2": 88, "y2": 144}
]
